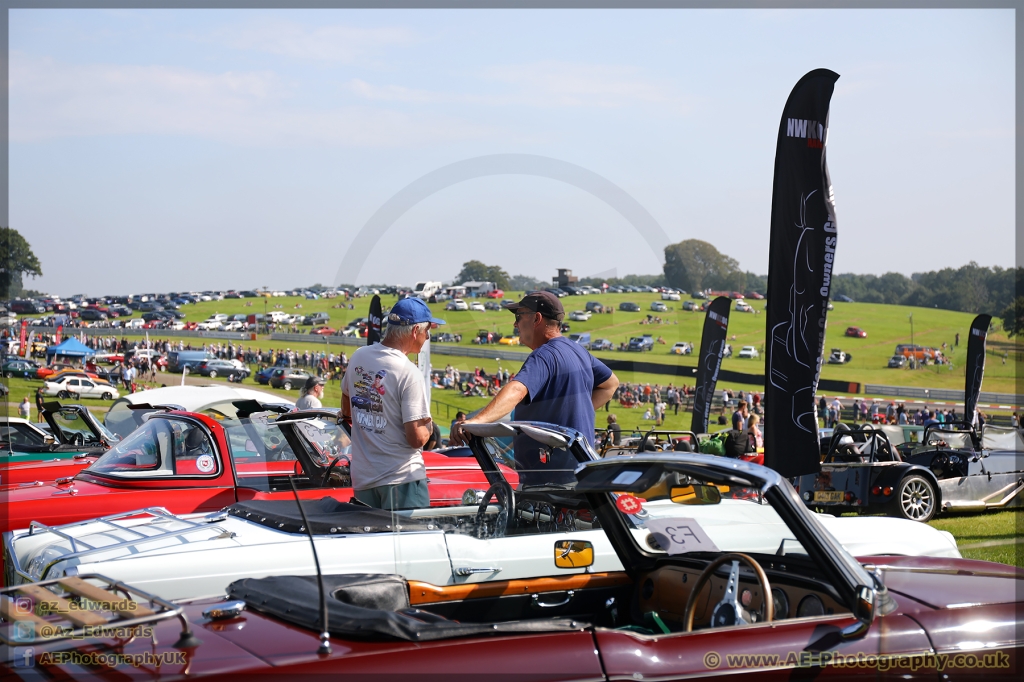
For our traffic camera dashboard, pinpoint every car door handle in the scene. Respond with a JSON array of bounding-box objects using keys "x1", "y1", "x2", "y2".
[
  {"x1": 532, "y1": 590, "x2": 575, "y2": 608},
  {"x1": 454, "y1": 567, "x2": 502, "y2": 576}
]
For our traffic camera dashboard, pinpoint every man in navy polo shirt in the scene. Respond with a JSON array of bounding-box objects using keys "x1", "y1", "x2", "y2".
[{"x1": 451, "y1": 291, "x2": 619, "y2": 485}]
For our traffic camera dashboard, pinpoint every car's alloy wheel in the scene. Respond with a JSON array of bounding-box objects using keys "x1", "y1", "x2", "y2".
[
  {"x1": 893, "y1": 475, "x2": 937, "y2": 522},
  {"x1": 57, "y1": 390, "x2": 70, "y2": 399},
  {"x1": 101, "y1": 392, "x2": 112, "y2": 400},
  {"x1": 283, "y1": 381, "x2": 292, "y2": 390},
  {"x1": 208, "y1": 370, "x2": 217, "y2": 378}
]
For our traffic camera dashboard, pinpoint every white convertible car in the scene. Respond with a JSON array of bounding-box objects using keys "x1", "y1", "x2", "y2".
[{"x1": 4, "y1": 422, "x2": 960, "y2": 602}]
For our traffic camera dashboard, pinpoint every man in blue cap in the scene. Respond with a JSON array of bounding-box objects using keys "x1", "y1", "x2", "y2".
[
  {"x1": 451, "y1": 291, "x2": 619, "y2": 485},
  {"x1": 341, "y1": 297, "x2": 445, "y2": 510}
]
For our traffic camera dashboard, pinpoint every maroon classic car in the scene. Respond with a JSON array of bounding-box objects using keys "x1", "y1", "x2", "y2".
[{"x1": 1, "y1": 432, "x2": 1020, "y2": 680}]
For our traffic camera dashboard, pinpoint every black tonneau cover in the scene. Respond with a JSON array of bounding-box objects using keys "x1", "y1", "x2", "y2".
[
  {"x1": 226, "y1": 498, "x2": 438, "y2": 534},
  {"x1": 228, "y1": 574, "x2": 588, "y2": 641}
]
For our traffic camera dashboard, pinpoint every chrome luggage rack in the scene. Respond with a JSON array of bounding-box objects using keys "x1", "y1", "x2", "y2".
[
  {"x1": 5, "y1": 507, "x2": 233, "y2": 584},
  {"x1": 0, "y1": 572, "x2": 198, "y2": 648}
]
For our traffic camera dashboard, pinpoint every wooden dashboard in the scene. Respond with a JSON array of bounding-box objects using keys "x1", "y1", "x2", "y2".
[{"x1": 637, "y1": 564, "x2": 846, "y2": 627}]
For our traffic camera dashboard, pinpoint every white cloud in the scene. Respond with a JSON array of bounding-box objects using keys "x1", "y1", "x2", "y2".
[
  {"x1": 480, "y1": 61, "x2": 691, "y2": 111},
  {"x1": 205, "y1": 18, "x2": 416, "y2": 63},
  {"x1": 10, "y1": 53, "x2": 498, "y2": 147},
  {"x1": 347, "y1": 61, "x2": 693, "y2": 113}
]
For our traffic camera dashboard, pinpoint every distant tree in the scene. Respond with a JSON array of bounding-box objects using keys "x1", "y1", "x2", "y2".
[
  {"x1": 0, "y1": 227, "x2": 43, "y2": 299},
  {"x1": 455, "y1": 261, "x2": 510, "y2": 290},
  {"x1": 508, "y1": 274, "x2": 545, "y2": 292},
  {"x1": 1001, "y1": 297, "x2": 1024, "y2": 337},
  {"x1": 663, "y1": 240, "x2": 740, "y2": 292}
]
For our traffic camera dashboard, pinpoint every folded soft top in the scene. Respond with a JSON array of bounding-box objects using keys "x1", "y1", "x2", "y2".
[
  {"x1": 226, "y1": 498, "x2": 438, "y2": 534},
  {"x1": 228, "y1": 574, "x2": 588, "y2": 641}
]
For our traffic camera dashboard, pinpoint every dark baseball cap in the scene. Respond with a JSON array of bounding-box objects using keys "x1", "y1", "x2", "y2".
[
  {"x1": 504, "y1": 291, "x2": 565, "y2": 321},
  {"x1": 304, "y1": 375, "x2": 326, "y2": 391}
]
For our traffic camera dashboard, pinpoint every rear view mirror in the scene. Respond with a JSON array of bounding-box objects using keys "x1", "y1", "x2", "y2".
[
  {"x1": 670, "y1": 484, "x2": 722, "y2": 505},
  {"x1": 554, "y1": 540, "x2": 594, "y2": 569}
]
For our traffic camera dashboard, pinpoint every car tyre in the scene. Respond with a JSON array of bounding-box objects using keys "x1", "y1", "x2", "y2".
[
  {"x1": 283, "y1": 381, "x2": 292, "y2": 390},
  {"x1": 57, "y1": 390, "x2": 70, "y2": 399},
  {"x1": 3, "y1": 372, "x2": 11, "y2": 378},
  {"x1": 101, "y1": 392, "x2": 112, "y2": 400},
  {"x1": 889, "y1": 475, "x2": 937, "y2": 522},
  {"x1": 208, "y1": 370, "x2": 217, "y2": 378}
]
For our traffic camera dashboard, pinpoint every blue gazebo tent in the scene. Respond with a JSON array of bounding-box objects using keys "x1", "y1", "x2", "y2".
[{"x1": 45, "y1": 338, "x2": 96, "y2": 360}]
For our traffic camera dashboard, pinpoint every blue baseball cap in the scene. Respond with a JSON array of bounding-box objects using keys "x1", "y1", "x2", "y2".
[{"x1": 386, "y1": 297, "x2": 446, "y2": 326}]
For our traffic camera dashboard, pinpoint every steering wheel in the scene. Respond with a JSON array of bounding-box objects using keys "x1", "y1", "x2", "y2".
[
  {"x1": 320, "y1": 456, "x2": 348, "y2": 487},
  {"x1": 475, "y1": 482, "x2": 514, "y2": 539},
  {"x1": 683, "y1": 553, "x2": 773, "y2": 632}
]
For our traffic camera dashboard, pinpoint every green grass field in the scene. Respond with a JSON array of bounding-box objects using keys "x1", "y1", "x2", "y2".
[
  {"x1": 928, "y1": 510, "x2": 1023, "y2": 567},
  {"x1": 178, "y1": 293, "x2": 1019, "y2": 394}
]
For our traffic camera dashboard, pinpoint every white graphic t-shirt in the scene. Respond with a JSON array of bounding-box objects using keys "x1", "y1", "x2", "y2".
[{"x1": 342, "y1": 342, "x2": 430, "y2": 490}]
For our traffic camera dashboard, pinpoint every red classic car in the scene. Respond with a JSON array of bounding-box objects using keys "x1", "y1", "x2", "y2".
[
  {"x1": 845, "y1": 326, "x2": 868, "y2": 338},
  {"x1": 0, "y1": 408, "x2": 513, "y2": 536},
  {"x1": 485, "y1": 289, "x2": 505, "y2": 298},
  {"x1": 1, "y1": 439, "x2": 1020, "y2": 680},
  {"x1": 310, "y1": 326, "x2": 337, "y2": 335}
]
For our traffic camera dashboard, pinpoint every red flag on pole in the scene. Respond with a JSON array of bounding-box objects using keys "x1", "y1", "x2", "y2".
[
  {"x1": 55, "y1": 325, "x2": 63, "y2": 344},
  {"x1": 19, "y1": 320, "x2": 28, "y2": 357}
]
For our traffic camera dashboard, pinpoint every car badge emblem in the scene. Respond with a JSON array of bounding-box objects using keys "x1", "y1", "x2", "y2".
[
  {"x1": 615, "y1": 494, "x2": 643, "y2": 515},
  {"x1": 196, "y1": 454, "x2": 215, "y2": 473}
]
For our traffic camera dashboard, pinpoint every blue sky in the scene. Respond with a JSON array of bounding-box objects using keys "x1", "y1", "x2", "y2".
[{"x1": 10, "y1": 8, "x2": 1015, "y2": 295}]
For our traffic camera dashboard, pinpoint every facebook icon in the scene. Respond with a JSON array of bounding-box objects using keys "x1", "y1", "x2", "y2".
[{"x1": 12, "y1": 647, "x2": 35, "y2": 668}]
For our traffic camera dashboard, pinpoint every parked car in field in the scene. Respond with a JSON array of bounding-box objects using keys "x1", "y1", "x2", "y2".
[
  {"x1": 828, "y1": 348, "x2": 852, "y2": 364},
  {"x1": 484, "y1": 289, "x2": 505, "y2": 298},
  {"x1": 310, "y1": 326, "x2": 337, "y2": 335},
  {"x1": 738, "y1": 345, "x2": 760, "y2": 359},
  {"x1": 77, "y1": 308, "x2": 107, "y2": 321},
  {"x1": 845, "y1": 326, "x2": 867, "y2": 338},
  {"x1": 484, "y1": 301, "x2": 502, "y2": 311},
  {"x1": 671, "y1": 342, "x2": 693, "y2": 355},
  {"x1": 627, "y1": 335, "x2": 654, "y2": 352},
  {"x1": 255, "y1": 366, "x2": 278, "y2": 385},
  {"x1": 568, "y1": 310, "x2": 591, "y2": 322},
  {"x1": 194, "y1": 359, "x2": 251, "y2": 380},
  {"x1": 619, "y1": 301, "x2": 640, "y2": 312},
  {"x1": 735, "y1": 301, "x2": 753, "y2": 313},
  {"x1": 469, "y1": 302, "x2": 486, "y2": 312},
  {"x1": 2, "y1": 358, "x2": 41, "y2": 378},
  {"x1": 584, "y1": 301, "x2": 605, "y2": 313},
  {"x1": 888, "y1": 354, "x2": 907, "y2": 368},
  {"x1": 497, "y1": 334, "x2": 520, "y2": 346},
  {"x1": 568, "y1": 333, "x2": 591, "y2": 347},
  {"x1": 43, "y1": 375, "x2": 119, "y2": 401},
  {"x1": 269, "y1": 368, "x2": 315, "y2": 390},
  {"x1": 895, "y1": 344, "x2": 942, "y2": 362},
  {"x1": 445, "y1": 299, "x2": 469, "y2": 311},
  {"x1": 661, "y1": 291, "x2": 681, "y2": 301},
  {"x1": 650, "y1": 301, "x2": 668, "y2": 312}
]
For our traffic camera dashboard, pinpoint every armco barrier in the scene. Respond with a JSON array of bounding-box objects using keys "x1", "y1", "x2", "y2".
[
  {"x1": 28, "y1": 326, "x2": 254, "y2": 341},
  {"x1": 270, "y1": 333, "x2": 363, "y2": 347},
  {"x1": 864, "y1": 384, "x2": 1022, "y2": 406}
]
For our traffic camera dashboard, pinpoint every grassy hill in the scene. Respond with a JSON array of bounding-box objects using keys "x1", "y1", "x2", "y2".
[{"x1": 181, "y1": 292, "x2": 1019, "y2": 395}]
